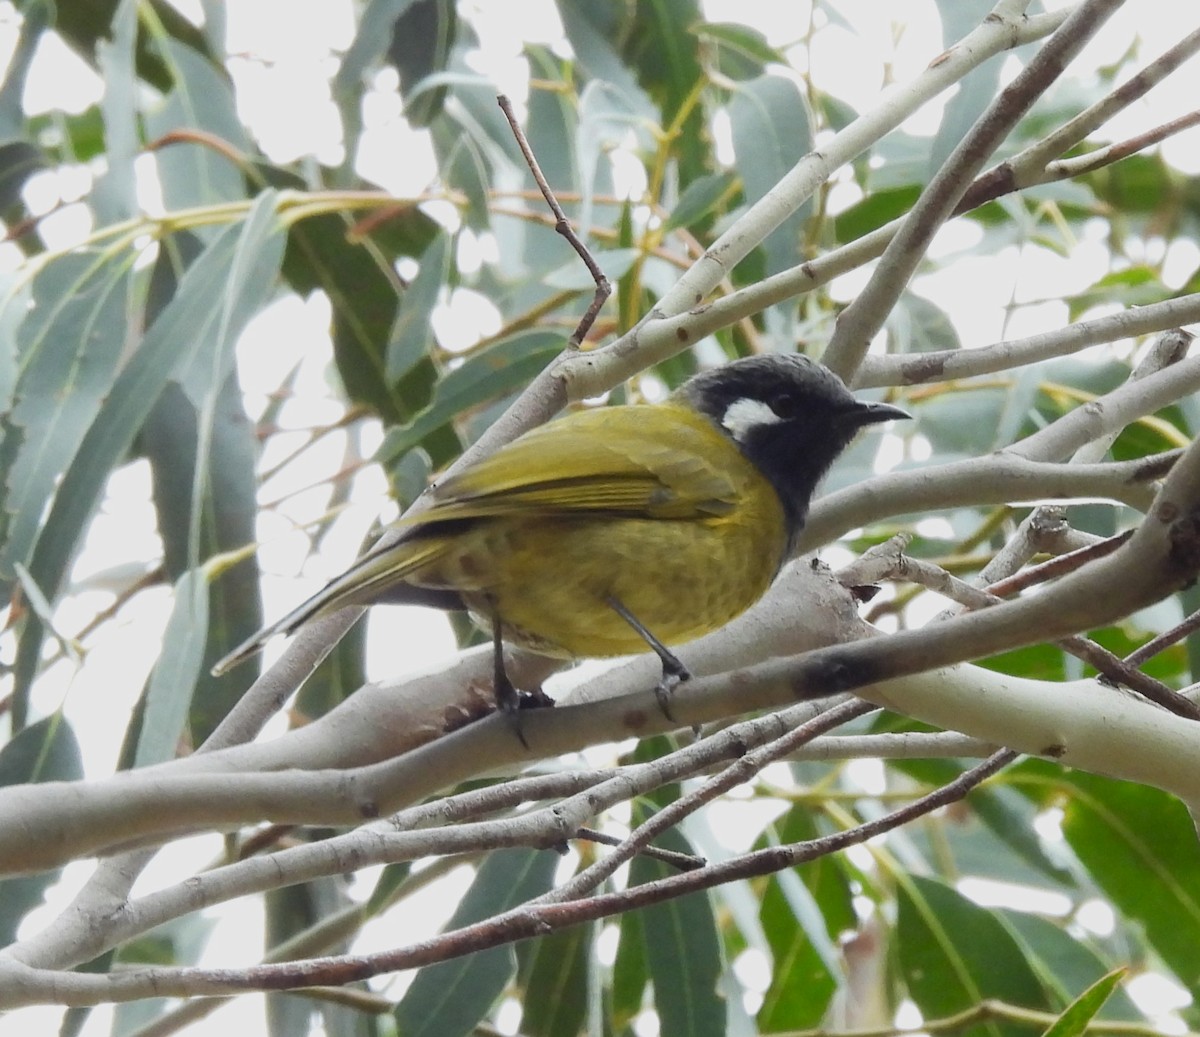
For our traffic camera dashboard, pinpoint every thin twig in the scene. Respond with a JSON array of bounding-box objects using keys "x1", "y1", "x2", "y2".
[
  {"x1": 886, "y1": 551, "x2": 1200, "y2": 722},
  {"x1": 1122, "y1": 606, "x2": 1200, "y2": 670},
  {"x1": 573, "y1": 827, "x2": 705, "y2": 871},
  {"x1": 496, "y1": 94, "x2": 611, "y2": 347},
  {"x1": 0, "y1": 751, "x2": 1013, "y2": 1005},
  {"x1": 984, "y1": 531, "x2": 1133, "y2": 598},
  {"x1": 1048, "y1": 108, "x2": 1200, "y2": 178},
  {"x1": 542, "y1": 699, "x2": 878, "y2": 904},
  {"x1": 823, "y1": 0, "x2": 1125, "y2": 380}
]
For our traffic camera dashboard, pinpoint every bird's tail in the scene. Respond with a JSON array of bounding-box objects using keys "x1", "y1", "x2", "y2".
[{"x1": 211, "y1": 536, "x2": 444, "y2": 676}]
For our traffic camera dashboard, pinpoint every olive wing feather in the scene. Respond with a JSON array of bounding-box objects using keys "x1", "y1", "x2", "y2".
[{"x1": 409, "y1": 405, "x2": 747, "y2": 524}]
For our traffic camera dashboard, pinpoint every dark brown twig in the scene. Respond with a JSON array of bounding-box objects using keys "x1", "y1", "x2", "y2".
[
  {"x1": 545, "y1": 698, "x2": 878, "y2": 903},
  {"x1": 984, "y1": 530, "x2": 1133, "y2": 598},
  {"x1": 496, "y1": 94, "x2": 612, "y2": 347},
  {"x1": 1122, "y1": 606, "x2": 1200, "y2": 670}
]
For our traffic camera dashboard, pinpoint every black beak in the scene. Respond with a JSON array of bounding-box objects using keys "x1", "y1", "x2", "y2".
[{"x1": 846, "y1": 400, "x2": 911, "y2": 428}]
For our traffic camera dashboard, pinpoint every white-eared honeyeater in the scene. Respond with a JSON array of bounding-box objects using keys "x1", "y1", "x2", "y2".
[{"x1": 214, "y1": 354, "x2": 909, "y2": 717}]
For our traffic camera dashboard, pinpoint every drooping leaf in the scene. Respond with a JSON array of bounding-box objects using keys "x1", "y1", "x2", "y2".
[
  {"x1": 393, "y1": 848, "x2": 558, "y2": 1037},
  {"x1": 17, "y1": 196, "x2": 284, "y2": 711},
  {"x1": 519, "y1": 921, "x2": 592, "y2": 1037},
  {"x1": 1060, "y1": 772, "x2": 1200, "y2": 995},
  {"x1": 896, "y1": 874, "x2": 1050, "y2": 1037},
  {"x1": 388, "y1": 0, "x2": 458, "y2": 127},
  {"x1": 1000, "y1": 912, "x2": 1142, "y2": 1022},
  {"x1": 53, "y1": 0, "x2": 214, "y2": 93},
  {"x1": 134, "y1": 568, "x2": 208, "y2": 767},
  {"x1": 145, "y1": 41, "x2": 250, "y2": 211},
  {"x1": 0, "y1": 250, "x2": 135, "y2": 590},
  {"x1": 629, "y1": 806, "x2": 726, "y2": 1037},
  {"x1": 378, "y1": 329, "x2": 562, "y2": 463},
  {"x1": 386, "y1": 231, "x2": 451, "y2": 385}
]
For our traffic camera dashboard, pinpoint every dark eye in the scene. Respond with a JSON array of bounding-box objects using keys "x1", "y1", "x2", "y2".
[{"x1": 769, "y1": 392, "x2": 801, "y2": 419}]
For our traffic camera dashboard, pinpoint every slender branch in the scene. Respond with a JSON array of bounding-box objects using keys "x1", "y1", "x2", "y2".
[
  {"x1": 555, "y1": 3, "x2": 1068, "y2": 400},
  {"x1": 855, "y1": 295, "x2": 1200, "y2": 388},
  {"x1": 1122, "y1": 606, "x2": 1200, "y2": 669},
  {"x1": 822, "y1": 0, "x2": 1126, "y2": 381},
  {"x1": 541, "y1": 698, "x2": 877, "y2": 903},
  {"x1": 879, "y1": 549, "x2": 1200, "y2": 720},
  {"x1": 496, "y1": 94, "x2": 611, "y2": 347},
  {"x1": 0, "y1": 752, "x2": 1013, "y2": 1006},
  {"x1": 985, "y1": 25, "x2": 1200, "y2": 189},
  {"x1": 1049, "y1": 108, "x2": 1200, "y2": 178},
  {"x1": 984, "y1": 531, "x2": 1132, "y2": 597}
]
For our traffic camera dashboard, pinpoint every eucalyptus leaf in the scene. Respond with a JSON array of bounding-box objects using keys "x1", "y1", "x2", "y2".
[{"x1": 393, "y1": 848, "x2": 557, "y2": 1037}]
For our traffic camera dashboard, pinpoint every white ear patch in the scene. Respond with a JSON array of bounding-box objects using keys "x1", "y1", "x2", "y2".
[{"x1": 721, "y1": 397, "x2": 783, "y2": 441}]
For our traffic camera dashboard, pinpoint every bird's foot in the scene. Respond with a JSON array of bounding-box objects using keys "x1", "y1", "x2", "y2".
[
  {"x1": 495, "y1": 678, "x2": 554, "y2": 749},
  {"x1": 653, "y1": 660, "x2": 692, "y2": 724}
]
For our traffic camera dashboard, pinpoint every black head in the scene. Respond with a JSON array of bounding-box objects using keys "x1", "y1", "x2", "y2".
[{"x1": 674, "y1": 353, "x2": 909, "y2": 539}]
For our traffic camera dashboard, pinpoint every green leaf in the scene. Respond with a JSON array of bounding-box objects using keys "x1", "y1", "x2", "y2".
[
  {"x1": 665, "y1": 172, "x2": 737, "y2": 232},
  {"x1": 378, "y1": 330, "x2": 561, "y2": 463},
  {"x1": 393, "y1": 848, "x2": 558, "y2": 1037},
  {"x1": 833, "y1": 185, "x2": 919, "y2": 242},
  {"x1": 694, "y1": 22, "x2": 784, "y2": 81},
  {"x1": 0, "y1": 0, "x2": 50, "y2": 139},
  {"x1": 1000, "y1": 912, "x2": 1141, "y2": 1022},
  {"x1": 758, "y1": 805, "x2": 855, "y2": 1030},
  {"x1": 0, "y1": 250, "x2": 135, "y2": 587},
  {"x1": 0, "y1": 141, "x2": 47, "y2": 211},
  {"x1": 387, "y1": 232, "x2": 450, "y2": 385},
  {"x1": 629, "y1": 816, "x2": 726, "y2": 1037},
  {"x1": 23, "y1": 195, "x2": 284, "y2": 662},
  {"x1": 520, "y1": 922, "x2": 591, "y2": 1037},
  {"x1": 431, "y1": 115, "x2": 491, "y2": 230},
  {"x1": 896, "y1": 874, "x2": 1049, "y2": 1037},
  {"x1": 886, "y1": 291, "x2": 962, "y2": 354},
  {"x1": 92, "y1": 0, "x2": 139, "y2": 224},
  {"x1": 145, "y1": 41, "x2": 250, "y2": 210},
  {"x1": 1060, "y1": 772, "x2": 1200, "y2": 994},
  {"x1": 620, "y1": 0, "x2": 707, "y2": 180},
  {"x1": 281, "y1": 206, "x2": 443, "y2": 430},
  {"x1": 53, "y1": 0, "x2": 215, "y2": 93},
  {"x1": 729, "y1": 75, "x2": 812, "y2": 279},
  {"x1": 555, "y1": 1, "x2": 656, "y2": 125},
  {"x1": 407, "y1": 72, "x2": 526, "y2": 169},
  {"x1": 335, "y1": 0, "x2": 419, "y2": 103},
  {"x1": 0, "y1": 714, "x2": 83, "y2": 944},
  {"x1": 387, "y1": 0, "x2": 458, "y2": 127},
  {"x1": 612, "y1": 908, "x2": 650, "y2": 1029},
  {"x1": 1085, "y1": 153, "x2": 1176, "y2": 215},
  {"x1": 1041, "y1": 969, "x2": 1127, "y2": 1037},
  {"x1": 928, "y1": 0, "x2": 1004, "y2": 174},
  {"x1": 1065, "y1": 266, "x2": 1171, "y2": 323},
  {"x1": 524, "y1": 48, "x2": 579, "y2": 195},
  {"x1": 139, "y1": 232, "x2": 264, "y2": 737},
  {"x1": 134, "y1": 569, "x2": 208, "y2": 767}
]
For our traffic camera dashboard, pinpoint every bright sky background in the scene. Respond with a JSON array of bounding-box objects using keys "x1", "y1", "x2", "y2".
[{"x1": 3, "y1": 1, "x2": 1199, "y2": 1033}]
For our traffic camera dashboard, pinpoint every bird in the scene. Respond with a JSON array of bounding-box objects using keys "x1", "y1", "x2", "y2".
[{"x1": 213, "y1": 353, "x2": 909, "y2": 723}]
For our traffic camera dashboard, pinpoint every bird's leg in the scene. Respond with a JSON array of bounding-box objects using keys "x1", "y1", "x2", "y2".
[
  {"x1": 489, "y1": 613, "x2": 553, "y2": 749},
  {"x1": 606, "y1": 595, "x2": 691, "y2": 721}
]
